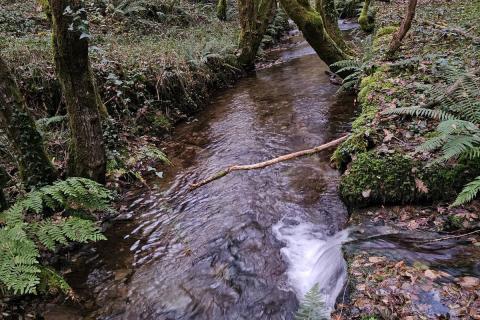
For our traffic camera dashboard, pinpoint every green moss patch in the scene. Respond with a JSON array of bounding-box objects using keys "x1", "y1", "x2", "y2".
[{"x1": 340, "y1": 151, "x2": 480, "y2": 208}]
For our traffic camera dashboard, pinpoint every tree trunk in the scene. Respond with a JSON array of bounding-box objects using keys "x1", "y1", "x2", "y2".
[
  {"x1": 0, "y1": 56, "x2": 57, "y2": 188},
  {"x1": 49, "y1": 0, "x2": 106, "y2": 183},
  {"x1": 315, "y1": 0, "x2": 348, "y2": 50},
  {"x1": 279, "y1": 0, "x2": 349, "y2": 66},
  {"x1": 387, "y1": 0, "x2": 417, "y2": 55},
  {"x1": 358, "y1": 0, "x2": 374, "y2": 32},
  {"x1": 0, "y1": 166, "x2": 9, "y2": 210},
  {"x1": 237, "y1": 0, "x2": 276, "y2": 69},
  {"x1": 217, "y1": 0, "x2": 227, "y2": 21}
]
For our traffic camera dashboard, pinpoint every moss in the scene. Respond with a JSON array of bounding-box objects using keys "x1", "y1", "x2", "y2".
[
  {"x1": 152, "y1": 114, "x2": 172, "y2": 131},
  {"x1": 358, "y1": 0, "x2": 374, "y2": 32},
  {"x1": 332, "y1": 70, "x2": 389, "y2": 169},
  {"x1": 340, "y1": 152, "x2": 480, "y2": 208},
  {"x1": 371, "y1": 25, "x2": 399, "y2": 51},
  {"x1": 331, "y1": 131, "x2": 371, "y2": 170},
  {"x1": 375, "y1": 25, "x2": 398, "y2": 38},
  {"x1": 216, "y1": 0, "x2": 227, "y2": 21}
]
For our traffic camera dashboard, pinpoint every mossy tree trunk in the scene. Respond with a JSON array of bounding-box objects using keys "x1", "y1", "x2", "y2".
[
  {"x1": 358, "y1": 0, "x2": 374, "y2": 32},
  {"x1": 0, "y1": 166, "x2": 9, "y2": 210},
  {"x1": 217, "y1": 0, "x2": 227, "y2": 21},
  {"x1": 279, "y1": 0, "x2": 349, "y2": 66},
  {"x1": 237, "y1": 0, "x2": 276, "y2": 69},
  {"x1": 387, "y1": 0, "x2": 417, "y2": 56},
  {"x1": 315, "y1": 0, "x2": 349, "y2": 51},
  {"x1": 49, "y1": 0, "x2": 106, "y2": 183},
  {"x1": 0, "y1": 56, "x2": 57, "y2": 189}
]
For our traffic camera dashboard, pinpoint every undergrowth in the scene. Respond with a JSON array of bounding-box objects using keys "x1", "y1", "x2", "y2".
[{"x1": 0, "y1": 178, "x2": 113, "y2": 295}]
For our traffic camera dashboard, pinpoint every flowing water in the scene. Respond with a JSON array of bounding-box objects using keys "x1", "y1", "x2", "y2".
[
  {"x1": 60, "y1": 38, "x2": 356, "y2": 320},
  {"x1": 48, "y1": 32, "x2": 480, "y2": 320}
]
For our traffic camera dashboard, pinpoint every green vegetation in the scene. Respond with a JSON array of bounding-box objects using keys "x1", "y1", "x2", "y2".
[
  {"x1": 2, "y1": 0, "x2": 480, "y2": 318},
  {"x1": 295, "y1": 284, "x2": 329, "y2": 320},
  {"x1": 339, "y1": 152, "x2": 480, "y2": 207},
  {"x1": 0, "y1": 178, "x2": 112, "y2": 295}
]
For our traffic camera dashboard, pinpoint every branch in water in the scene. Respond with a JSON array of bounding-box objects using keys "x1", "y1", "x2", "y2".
[{"x1": 189, "y1": 135, "x2": 349, "y2": 191}]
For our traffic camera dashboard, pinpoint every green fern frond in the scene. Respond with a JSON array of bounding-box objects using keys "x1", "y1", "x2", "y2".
[
  {"x1": 0, "y1": 178, "x2": 112, "y2": 295},
  {"x1": 433, "y1": 135, "x2": 480, "y2": 163},
  {"x1": 452, "y1": 176, "x2": 480, "y2": 206},
  {"x1": 0, "y1": 225, "x2": 40, "y2": 294},
  {"x1": 295, "y1": 284, "x2": 330, "y2": 320},
  {"x1": 464, "y1": 147, "x2": 480, "y2": 159},
  {"x1": 140, "y1": 146, "x2": 172, "y2": 165},
  {"x1": 38, "y1": 266, "x2": 71, "y2": 294},
  {"x1": 382, "y1": 107, "x2": 456, "y2": 121}
]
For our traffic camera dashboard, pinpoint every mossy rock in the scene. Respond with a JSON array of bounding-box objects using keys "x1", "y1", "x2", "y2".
[
  {"x1": 332, "y1": 71, "x2": 389, "y2": 169},
  {"x1": 340, "y1": 151, "x2": 480, "y2": 208},
  {"x1": 372, "y1": 25, "x2": 398, "y2": 51}
]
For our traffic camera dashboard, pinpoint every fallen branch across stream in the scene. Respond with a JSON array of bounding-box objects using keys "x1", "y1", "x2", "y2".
[{"x1": 189, "y1": 135, "x2": 348, "y2": 191}]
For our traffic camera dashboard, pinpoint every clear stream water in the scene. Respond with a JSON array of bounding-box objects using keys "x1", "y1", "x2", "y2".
[
  {"x1": 61, "y1": 37, "x2": 355, "y2": 320},
  {"x1": 51, "y1": 31, "x2": 480, "y2": 320}
]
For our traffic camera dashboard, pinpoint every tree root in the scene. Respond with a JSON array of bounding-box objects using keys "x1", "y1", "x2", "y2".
[{"x1": 189, "y1": 135, "x2": 348, "y2": 190}]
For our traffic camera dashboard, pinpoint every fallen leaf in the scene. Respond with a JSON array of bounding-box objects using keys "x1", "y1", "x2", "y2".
[
  {"x1": 415, "y1": 178, "x2": 429, "y2": 193},
  {"x1": 368, "y1": 256, "x2": 384, "y2": 263},
  {"x1": 424, "y1": 269, "x2": 438, "y2": 280},
  {"x1": 457, "y1": 276, "x2": 480, "y2": 288},
  {"x1": 383, "y1": 129, "x2": 394, "y2": 142}
]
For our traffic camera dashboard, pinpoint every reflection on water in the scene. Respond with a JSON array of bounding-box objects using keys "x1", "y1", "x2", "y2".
[{"x1": 64, "y1": 43, "x2": 355, "y2": 320}]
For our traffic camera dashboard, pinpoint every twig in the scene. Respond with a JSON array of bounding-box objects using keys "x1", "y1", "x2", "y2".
[
  {"x1": 189, "y1": 135, "x2": 349, "y2": 190},
  {"x1": 417, "y1": 229, "x2": 480, "y2": 243}
]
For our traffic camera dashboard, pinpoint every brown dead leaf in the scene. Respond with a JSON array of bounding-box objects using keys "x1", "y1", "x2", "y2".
[
  {"x1": 383, "y1": 129, "x2": 394, "y2": 142},
  {"x1": 415, "y1": 178, "x2": 429, "y2": 194},
  {"x1": 369, "y1": 256, "x2": 385, "y2": 263},
  {"x1": 424, "y1": 269, "x2": 438, "y2": 280},
  {"x1": 457, "y1": 276, "x2": 480, "y2": 289}
]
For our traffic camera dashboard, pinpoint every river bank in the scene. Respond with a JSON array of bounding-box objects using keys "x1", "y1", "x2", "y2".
[
  {"x1": 0, "y1": 1, "x2": 292, "y2": 317},
  {"x1": 0, "y1": 0, "x2": 289, "y2": 196},
  {"x1": 332, "y1": 0, "x2": 480, "y2": 318},
  {"x1": 3, "y1": 24, "x2": 358, "y2": 318}
]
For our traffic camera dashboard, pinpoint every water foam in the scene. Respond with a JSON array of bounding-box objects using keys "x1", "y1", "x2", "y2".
[{"x1": 273, "y1": 219, "x2": 350, "y2": 311}]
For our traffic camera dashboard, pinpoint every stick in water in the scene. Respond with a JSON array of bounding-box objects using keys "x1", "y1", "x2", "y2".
[{"x1": 189, "y1": 135, "x2": 349, "y2": 190}]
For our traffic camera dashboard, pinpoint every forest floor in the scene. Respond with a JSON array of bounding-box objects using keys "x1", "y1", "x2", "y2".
[
  {"x1": 0, "y1": 0, "x2": 289, "y2": 205},
  {"x1": 332, "y1": 0, "x2": 480, "y2": 319}
]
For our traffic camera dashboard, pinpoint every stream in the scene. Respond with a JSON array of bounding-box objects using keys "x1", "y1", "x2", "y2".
[
  {"x1": 59, "y1": 36, "x2": 355, "y2": 320},
  {"x1": 48, "y1": 30, "x2": 480, "y2": 320}
]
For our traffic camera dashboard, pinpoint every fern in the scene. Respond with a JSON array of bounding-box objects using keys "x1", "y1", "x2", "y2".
[
  {"x1": 0, "y1": 178, "x2": 112, "y2": 295},
  {"x1": 452, "y1": 176, "x2": 480, "y2": 207},
  {"x1": 382, "y1": 107, "x2": 455, "y2": 121},
  {"x1": 381, "y1": 62, "x2": 480, "y2": 206},
  {"x1": 296, "y1": 284, "x2": 330, "y2": 320},
  {"x1": 140, "y1": 145, "x2": 172, "y2": 165},
  {"x1": 331, "y1": 36, "x2": 375, "y2": 94},
  {"x1": 38, "y1": 266, "x2": 72, "y2": 295}
]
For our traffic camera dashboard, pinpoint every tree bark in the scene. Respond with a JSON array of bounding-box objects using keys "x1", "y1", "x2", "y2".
[
  {"x1": 387, "y1": 0, "x2": 417, "y2": 55},
  {"x1": 0, "y1": 56, "x2": 57, "y2": 188},
  {"x1": 237, "y1": 0, "x2": 277, "y2": 69},
  {"x1": 217, "y1": 0, "x2": 227, "y2": 21},
  {"x1": 315, "y1": 0, "x2": 348, "y2": 50},
  {"x1": 49, "y1": 0, "x2": 106, "y2": 183},
  {"x1": 279, "y1": 0, "x2": 349, "y2": 66},
  {"x1": 358, "y1": 0, "x2": 374, "y2": 32},
  {"x1": 0, "y1": 166, "x2": 9, "y2": 210}
]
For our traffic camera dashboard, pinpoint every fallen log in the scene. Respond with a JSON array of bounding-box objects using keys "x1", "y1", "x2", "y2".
[{"x1": 189, "y1": 135, "x2": 348, "y2": 190}]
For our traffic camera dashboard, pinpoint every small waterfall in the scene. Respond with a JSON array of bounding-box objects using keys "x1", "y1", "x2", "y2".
[{"x1": 273, "y1": 219, "x2": 350, "y2": 313}]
